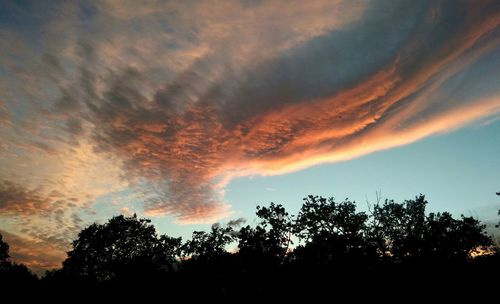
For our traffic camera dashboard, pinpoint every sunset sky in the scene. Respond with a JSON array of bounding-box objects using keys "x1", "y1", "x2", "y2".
[{"x1": 0, "y1": 0, "x2": 499, "y2": 274}]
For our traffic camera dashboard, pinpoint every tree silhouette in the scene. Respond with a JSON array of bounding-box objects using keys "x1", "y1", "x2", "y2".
[
  {"x1": 424, "y1": 212, "x2": 491, "y2": 261},
  {"x1": 293, "y1": 196, "x2": 372, "y2": 270},
  {"x1": 182, "y1": 223, "x2": 234, "y2": 261},
  {"x1": 179, "y1": 223, "x2": 237, "y2": 295},
  {"x1": 61, "y1": 214, "x2": 181, "y2": 282},
  {"x1": 0, "y1": 193, "x2": 498, "y2": 296},
  {"x1": 368, "y1": 194, "x2": 492, "y2": 269},
  {"x1": 369, "y1": 195, "x2": 427, "y2": 261},
  {"x1": 238, "y1": 203, "x2": 293, "y2": 264},
  {"x1": 0, "y1": 234, "x2": 9, "y2": 264}
]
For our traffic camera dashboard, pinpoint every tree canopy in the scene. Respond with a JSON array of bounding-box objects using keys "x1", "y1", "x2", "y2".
[
  {"x1": 61, "y1": 214, "x2": 182, "y2": 282},
  {"x1": 0, "y1": 234, "x2": 9, "y2": 263},
  {"x1": 1, "y1": 193, "x2": 499, "y2": 297}
]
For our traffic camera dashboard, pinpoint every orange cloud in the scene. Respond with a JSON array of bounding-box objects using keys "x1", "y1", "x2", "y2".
[
  {"x1": 78, "y1": 2, "x2": 500, "y2": 225},
  {"x1": 239, "y1": 12, "x2": 500, "y2": 175},
  {"x1": 1, "y1": 2, "x2": 500, "y2": 274},
  {"x1": 0, "y1": 230, "x2": 66, "y2": 276},
  {"x1": 0, "y1": 181, "x2": 52, "y2": 215}
]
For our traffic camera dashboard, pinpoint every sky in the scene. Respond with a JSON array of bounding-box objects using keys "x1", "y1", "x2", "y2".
[{"x1": 0, "y1": 0, "x2": 499, "y2": 274}]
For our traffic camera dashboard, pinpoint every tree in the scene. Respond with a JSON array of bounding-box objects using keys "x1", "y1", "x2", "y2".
[
  {"x1": 369, "y1": 194, "x2": 492, "y2": 265},
  {"x1": 61, "y1": 214, "x2": 181, "y2": 282},
  {"x1": 369, "y1": 195, "x2": 427, "y2": 260},
  {"x1": 237, "y1": 203, "x2": 293, "y2": 263},
  {"x1": 0, "y1": 234, "x2": 9, "y2": 264},
  {"x1": 293, "y1": 196, "x2": 371, "y2": 268},
  {"x1": 424, "y1": 212, "x2": 492, "y2": 261},
  {"x1": 180, "y1": 223, "x2": 236, "y2": 295},
  {"x1": 182, "y1": 223, "x2": 234, "y2": 261}
]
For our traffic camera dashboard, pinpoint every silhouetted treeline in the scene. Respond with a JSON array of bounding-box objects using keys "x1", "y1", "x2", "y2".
[{"x1": 2, "y1": 194, "x2": 500, "y2": 298}]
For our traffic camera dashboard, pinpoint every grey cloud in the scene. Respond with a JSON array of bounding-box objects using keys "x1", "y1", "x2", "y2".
[
  {"x1": 64, "y1": 118, "x2": 84, "y2": 135},
  {"x1": 0, "y1": 180, "x2": 51, "y2": 215},
  {"x1": 1, "y1": 0, "x2": 499, "y2": 229},
  {"x1": 227, "y1": 217, "x2": 246, "y2": 228},
  {"x1": 64, "y1": 0, "x2": 499, "y2": 223},
  {"x1": 216, "y1": 0, "x2": 430, "y2": 126}
]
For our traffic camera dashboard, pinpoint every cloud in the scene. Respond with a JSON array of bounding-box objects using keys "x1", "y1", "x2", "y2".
[
  {"x1": 227, "y1": 218, "x2": 246, "y2": 228},
  {"x1": 0, "y1": 180, "x2": 64, "y2": 216},
  {"x1": 0, "y1": 140, "x2": 126, "y2": 262},
  {"x1": 0, "y1": 0, "x2": 500, "y2": 272},
  {"x1": 0, "y1": 180, "x2": 88, "y2": 260},
  {"x1": 0, "y1": 230, "x2": 66, "y2": 276},
  {"x1": 74, "y1": 0, "x2": 500, "y2": 225},
  {"x1": 6, "y1": 0, "x2": 500, "y2": 221}
]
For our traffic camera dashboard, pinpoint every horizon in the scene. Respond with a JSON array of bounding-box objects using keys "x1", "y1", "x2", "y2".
[{"x1": 0, "y1": 0, "x2": 499, "y2": 274}]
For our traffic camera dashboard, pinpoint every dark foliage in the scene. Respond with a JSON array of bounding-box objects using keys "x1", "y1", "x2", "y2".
[
  {"x1": 44, "y1": 214, "x2": 182, "y2": 292},
  {"x1": 1, "y1": 193, "x2": 499, "y2": 298},
  {"x1": 239, "y1": 203, "x2": 293, "y2": 262},
  {"x1": 183, "y1": 223, "x2": 234, "y2": 261},
  {"x1": 0, "y1": 234, "x2": 9, "y2": 263},
  {"x1": 293, "y1": 196, "x2": 373, "y2": 271}
]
